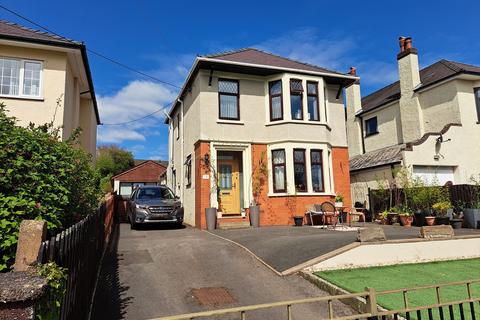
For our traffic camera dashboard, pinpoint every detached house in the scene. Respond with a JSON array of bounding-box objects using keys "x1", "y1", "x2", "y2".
[
  {"x1": 346, "y1": 37, "x2": 480, "y2": 206},
  {"x1": 0, "y1": 20, "x2": 99, "y2": 158},
  {"x1": 166, "y1": 48, "x2": 358, "y2": 228}
]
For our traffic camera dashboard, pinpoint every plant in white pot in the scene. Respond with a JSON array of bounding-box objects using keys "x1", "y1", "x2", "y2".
[
  {"x1": 249, "y1": 151, "x2": 268, "y2": 228},
  {"x1": 201, "y1": 153, "x2": 221, "y2": 230},
  {"x1": 464, "y1": 174, "x2": 480, "y2": 229},
  {"x1": 334, "y1": 194, "x2": 344, "y2": 207}
]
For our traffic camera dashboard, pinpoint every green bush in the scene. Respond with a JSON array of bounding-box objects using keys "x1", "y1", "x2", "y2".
[
  {"x1": 0, "y1": 104, "x2": 100, "y2": 271},
  {"x1": 96, "y1": 145, "x2": 134, "y2": 193}
]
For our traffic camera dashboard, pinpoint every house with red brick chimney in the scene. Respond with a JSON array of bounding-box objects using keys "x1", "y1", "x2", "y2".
[
  {"x1": 346, "y1": 37, "x2": 480, "y2": 207},
  {"x1": 165, "y1": 48, "x2": 358, "y2": 229}
]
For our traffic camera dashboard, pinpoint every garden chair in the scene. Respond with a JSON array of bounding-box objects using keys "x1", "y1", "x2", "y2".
[
  {"x1": 305, "y1": 204, "x2": 324, "y2": 226},
  {"x1": 349, "y1": 207, "x2": 366, "y2": 227},
  {"x1": 320, "y1": 201, "x2": 339, "y2": 229}
]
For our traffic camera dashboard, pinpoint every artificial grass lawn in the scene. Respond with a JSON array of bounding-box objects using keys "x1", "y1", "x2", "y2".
[{"x1": 315, "y1": 259, "x2": 480, "y2": 319}]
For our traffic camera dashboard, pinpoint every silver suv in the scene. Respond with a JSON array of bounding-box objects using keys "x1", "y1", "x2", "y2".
[{"x1": 127, "y1": 185, "x2": 184, "y2": 229}]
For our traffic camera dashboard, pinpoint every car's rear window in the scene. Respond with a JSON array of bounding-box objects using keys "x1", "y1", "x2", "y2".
[{"x1": 137, "y1": 187, "x2": 174, "y2": 200}]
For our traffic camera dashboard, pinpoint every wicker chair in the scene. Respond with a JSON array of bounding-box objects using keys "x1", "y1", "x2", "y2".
[{"x1": 320, "y1": 201, "x2": 339, "y2": 229}]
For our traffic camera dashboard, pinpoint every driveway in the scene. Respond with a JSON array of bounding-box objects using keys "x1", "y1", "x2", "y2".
[{"x1": 90, "y1": 224, "x2": 354, "y2": 320}]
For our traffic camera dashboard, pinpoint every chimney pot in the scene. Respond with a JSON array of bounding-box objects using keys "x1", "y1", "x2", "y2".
[
  {"x1": 349, "y1": 67, "x2": 357, "y2": 76},
  {"x1": 405, "y1": 37, "x2": 413, "y2": 50},
  {"x1": 399, "y1": 37, "x2": 407, "y2": 52}
]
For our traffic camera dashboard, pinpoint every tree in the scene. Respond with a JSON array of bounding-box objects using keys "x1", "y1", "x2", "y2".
[
  {"x1": 0, "y1": 103, "x2": 100, "y2": 271},
  {"x1": 95, "y1": 145, "x2": 134, "y2": 192}
]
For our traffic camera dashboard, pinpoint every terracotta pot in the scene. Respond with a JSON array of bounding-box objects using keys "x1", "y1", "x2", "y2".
[
  {"x1": 425, "y1": 216, "x2": 436, "y2": 226},
  {"x1": 399, "y1": 215, "x2": 414, "y2": 227}
]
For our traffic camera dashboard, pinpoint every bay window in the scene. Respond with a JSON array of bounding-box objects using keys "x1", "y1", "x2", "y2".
[
  {"x1": 293, "y1": 149, "x2": 307, "y2": 192},
  {"x1": 307, "y1": 81, "x2": 319, "y2": 121},
  {"x1": 311, "y1": 150, "x2": 324, "y2": 192},
  {"x1": 272, "y1": 149, "x2": 286, "y2": 192},
  {"x1": 218, "y1": 79, "x2": 239, "y2": 120},
  {"x1": 290, "y1": 79, "x2": 303, "y2": 120},
  {"x1": 269, "y1": 80, "x2": 283, "y2": 121},
  {"x1": 0, "y1": 57, "x2": 42, "y2": 98}
]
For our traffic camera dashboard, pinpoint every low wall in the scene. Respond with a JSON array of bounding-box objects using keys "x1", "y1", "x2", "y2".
[{"x1": 307, "y1": 237, "x2": 480, "y2": 272}]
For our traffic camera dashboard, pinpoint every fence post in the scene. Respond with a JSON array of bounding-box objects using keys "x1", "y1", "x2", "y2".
[
  {"x1": 365, "y1": 287, "x2": 379, "y2": 320},
  {"x1": 13, "y1": 220, "x2": 47, "y2": 271}
]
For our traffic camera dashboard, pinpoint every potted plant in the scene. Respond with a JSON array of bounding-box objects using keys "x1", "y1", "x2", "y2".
[
  {"x1": 285, "y1": 188, "x2": 302, "y2": 226},
  {"x1": 387, "y1": 206, "x2": 400, "y2": 225},
  {"x1": 201, "y1": 153, "x2": 220, "y2": 231},
  {"x1": 399, "y1": 207, "x2": 414, "y2": 227},
  {"x1": 424, "y1": 209, "x2": 436, "y2": 226},
  {"x1": 464, "y1": 175, "x2": 480, "y2": 229},
  {"x1": 450, "y1": 209, "x2": 464, "y2": 229},
  {"x1": 378, "y1": 210, "x2": 389, "y2": 225},
  {"x1": 249, "y1": 151, "x2": 268, "y2": 228},
  {"x1": 335, "y1": 194, "x2": 344, "y2": 208},
  {"x1": 432, "y1": 201, "x2": 452, "y2": 225}
]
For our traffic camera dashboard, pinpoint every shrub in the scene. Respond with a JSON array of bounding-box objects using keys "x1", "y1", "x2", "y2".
[
  {"x1": 0, "y1": 104, "x2": 100, "y2": 271},
  {"x1": 96, "y1": 145, "x2": 134, "y2": 193}
]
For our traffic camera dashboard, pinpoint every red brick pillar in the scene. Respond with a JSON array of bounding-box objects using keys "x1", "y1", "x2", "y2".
[
  {"x1": 332, "y1": 147, "x2": 352, "y2": 210},
  {"x1": 194, "y1": 141, "x2": 211, "y2": 229}
]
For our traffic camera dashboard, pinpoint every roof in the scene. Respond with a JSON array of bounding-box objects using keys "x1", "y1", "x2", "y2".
[
  {"x1": 134, "y1": 159, "x2": 168, "y2": 167},
  {"x1": 166, "y1": 48, "x2": 359, "y2": 121},
  {"x1": 111, "y1": 160, "x2": 167, "y2": 181},
  {"x1": 350, "y1": 145, "x2": 404, "y2": 172},
  {"x1": 361, "y1": 59, "x2": 480, "y2": 115},
  {"x1": 0, "y1": 20, "x2": 100, "y2": 124},
  {"x1": 202, "y1": 48, "x2": 346, "y2": 76}
]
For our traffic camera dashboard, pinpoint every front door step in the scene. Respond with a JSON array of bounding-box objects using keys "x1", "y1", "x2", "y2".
[{"x1": 217, "y1": 220, "x2": 251, "y2": 230}]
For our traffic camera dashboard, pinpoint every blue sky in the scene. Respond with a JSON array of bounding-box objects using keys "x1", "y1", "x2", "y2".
[{"x1": 2, "y1": 0, "x2": 480, "y2": 160}]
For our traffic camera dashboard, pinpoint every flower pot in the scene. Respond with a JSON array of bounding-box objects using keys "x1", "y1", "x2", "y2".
[
  {"x1": 335, "y1": 202, "x2": 343, "y2": 208},
  {"x1": 464, "y1": 208, "x2": 480, "y2": 229},
  {"x1": 293, "y1": 216, "x2": 303, "y2": 226},
  {"x1": 436, "y1": 216, "x2": 450, "y2": 225},
  {"x1": 399, "y1": 215, "x2": 414, "y2": 227},
  {"x1": 387, "y1": 213, "x2": 399, "y2": 225},
  {"x1": 249, "y1": 205, "x2": 260, "y2": 228},
  {"x1": 450, "y1": 219, "x2": 463, "y2": 229},
  {"x1": 425, "y1": 216, "x2": 436, "y2": 226},
  {"x1": 205, "y1": 207, "x2": 217, "y2": 230}
]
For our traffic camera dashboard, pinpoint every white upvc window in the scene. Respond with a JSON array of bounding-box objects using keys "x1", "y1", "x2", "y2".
[{"x1": 0, "y1": 57, "x2": 43, "y2": 99}]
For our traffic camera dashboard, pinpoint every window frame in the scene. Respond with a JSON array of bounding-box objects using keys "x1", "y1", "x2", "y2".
[
  {"x1": 0, "y1": 57, "x2": 43, "y2": 99},
  {"x1": 271, "y1": 149, "x2": 287, "y2": 193},
  {"x1": 176, "y1": 113, "x2": 180, "y2": 140},
  {"x1": 307, "y1": 81, "x2": 320, "y2": 121},
  {"x1": 185, "y1": 154, "x2": 192, "y2": 187},
  {"x1": 218, "y1": 78, "x2": 240, "y2": 120},
  {"x1": 365, "y1": 116, "x2": 378, "y2": 137},
  {"x1": 310, "y1": 149, "x2": 325, "y2": 192},
  {"x1": 290, "y1": 78, "x2": 304, "y2": 120},
  {"x1": 269, "y1": 80, "x2": 283, "y2": 121},
  {"x1": 293, "y1": 148, "x2": 307, "y2": 192},
  {"x1": 474, "y1": 87, "x2": 480, "y2": 123}
]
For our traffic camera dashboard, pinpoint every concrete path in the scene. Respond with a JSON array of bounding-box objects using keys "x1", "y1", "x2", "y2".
[{"x1": 90, "y1": 224, "x2": 354, "y2": 320}]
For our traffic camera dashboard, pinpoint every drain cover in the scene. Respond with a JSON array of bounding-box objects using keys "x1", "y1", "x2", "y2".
[{"x1": 191, "y1": 287, "x2": 236, "y2": 306}]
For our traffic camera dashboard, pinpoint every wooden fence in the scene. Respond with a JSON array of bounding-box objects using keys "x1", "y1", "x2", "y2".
[
  {"x1": 369, "y1": 184, "x2": 480, "y2": 215},
  {"x1": 38, "y1": 192, "x2": 116, "y2": 320}
]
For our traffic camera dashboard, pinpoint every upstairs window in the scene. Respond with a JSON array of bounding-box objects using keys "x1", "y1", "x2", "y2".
[
  {"x1": 272, "y1": 149, "x2": 286, "y2": 193},
  {"x1": 365, "y1": 116, "x2": 378, "y2": 136},
  {"x1": 218, "y1": 79, "x2": 239, "y2": 120},
  {"x1": 311, "y1": 150, "x2": 324, "y2": 192},
  {"x1": 293, "y1": 149, "x2": 307, "y2": 192},
  {"x1": 0, "y1": 58, "x2": 42, "y2": 98},
  {"x1": 290, "y1": 79, "x2": 303, "y2": 120},
  {"x1": 269, "y1": 80, "x2": 283, "y2": 121},
  {"x1": 184, "y1": 155, "x2": 192, "y2": 187},
  {"x1": 307, "y1": 81, "x2": 319, "y2": 121},
  {"x1": 475, "y1": 87, "x2": 480, "y2": 122}
]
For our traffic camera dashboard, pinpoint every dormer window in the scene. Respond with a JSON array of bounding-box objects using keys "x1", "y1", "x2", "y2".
[
  {"x1": 218, "y1": 79, "x2": 239, "y2": 120},
  {"x1": 290, "y1": 79, "x2": 303, "y2": 120},
  {"x1": 0, "y1": 57, "x2": 42, "y2": 98},
  {"x1": 365, "y1": 116, "x2": 378, "y2": 137}
]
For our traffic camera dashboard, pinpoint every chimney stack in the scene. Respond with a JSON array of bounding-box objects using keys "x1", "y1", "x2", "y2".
[{"x1": 345, "y1": 67, "x2": 363, "y2": 156}]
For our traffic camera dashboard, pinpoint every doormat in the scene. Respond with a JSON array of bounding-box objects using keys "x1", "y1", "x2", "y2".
[{"x1": 191, "y1": 287, "x2": 236, "y2": 306}]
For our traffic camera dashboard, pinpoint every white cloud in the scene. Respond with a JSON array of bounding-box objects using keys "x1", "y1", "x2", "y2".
[{"x1": 97, "y1": 80, "x2": 177, "y2": 144}]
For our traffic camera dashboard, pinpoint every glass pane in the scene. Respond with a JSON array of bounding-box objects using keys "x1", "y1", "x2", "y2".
[
  {"x1": 0, "y1": 58, "x2": 20, "y2": 96},
  {"x1": 294, "y1": 150, "x2": 305, "y2": 163},
  {"x1": 366, "y1": 117, "x2": 377, "y2": 135},
  {"x1": 219, "y1": 165, "x2": 232, "y2": 189},
  {"x1": 272, "y1": 150, "x2": 285, "y2": 164},
  {"x1": 269, "y1": 80, "x2": 282, "y2": 95},
  {"x1": 307, "y1": 82, "x2": 317, "y2": 94},
  {"x1": 220, "y1": 94, "x2": 238, "y2": 119},
  {"x1": 119, "y1": 183, "x2": 133, "y2": 196},
  {"x1": 274, "y1": 166, "x2": 285, "y2": 191},
  {"x1": 290, "y1": 79, "x2": 303, "y2": 92},
  {"x1": 308, "y1": 96, "x2": 319, "y2": 120},
  {"x1": 311, "y1": 150, "x2": 322, "y2": 163},
  {"x1": 271, "y1": 96, "x2": 282, "y2": 120},
  {"x1": 23, "y1": 61, "x2": 41, "y2": 97},
  {"x1": 291, "y1": 95, "x2": 302, "y2": 120},
  {"x1": 219, "y1": 80, "x2": 238, "y2": 94},
  {"x1": 294, "y1": 164, "x2": 306, "y2": 191},
  {"x1": 311, "y1": 164, "x2": 324, "y2": 191}
]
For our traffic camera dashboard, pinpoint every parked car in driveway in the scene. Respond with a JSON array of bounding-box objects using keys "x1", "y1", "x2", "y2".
[{"x1": 127, "y1": 185, "x2": 184, "y2": 229}]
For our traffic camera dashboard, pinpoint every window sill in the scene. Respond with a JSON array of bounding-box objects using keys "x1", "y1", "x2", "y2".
[
  {"x1": 268, "y1": 192, "x2": 335, "y2": 197},
  {"x1": 365, "y1": 131, "x2": 379, "y2": 138},
  {"x1": 0, "y1": 95, "x2": 44, "y2": 101},
  {"x1": 265, "y1": 120, "x2": 331, "y2": 130},
  {"x1": 216, "y1": 119, "x2": 245, "y2": 125}
]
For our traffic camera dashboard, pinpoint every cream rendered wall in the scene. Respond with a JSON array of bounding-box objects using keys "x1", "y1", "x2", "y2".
[
  {"x1": 0, "y1": 45, "x2": 67, "y2": 131},
  {"x1": 350, "y1": 165, "x2": 398, "y2": 208},
  {"x1": 362, "y1": 102, "x2": 402, "y2": 153},
  {"x1": 79, "y1": 98, "x2": 97, "y2": 159},
  {"x1": 62, "y1": 61, "x2": 80, "y2": 141}
]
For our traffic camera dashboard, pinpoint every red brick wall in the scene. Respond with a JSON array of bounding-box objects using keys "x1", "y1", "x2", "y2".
[
  {"x1": 194, "y1": 141, "x2": 211, "y2": 229},
  {"x1": 114, "y1": 161, "x2": 166, "y2": 183},
  {"x1": 193, "y1": 143, "x2": 352, "y2": 229}
]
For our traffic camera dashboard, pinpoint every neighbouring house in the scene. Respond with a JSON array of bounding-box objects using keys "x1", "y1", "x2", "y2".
[
  {"x1": 345, "y1": 37, "x2": 480, "y2": 207},
  {"x1": 0, "y1": 20, "x2": 99, "y2": 158},
  {"x1": 111, "y1": 160, "x2": 167, "y2": 197},
  {"x1": 165, "y1": 48, "x2": 358, "y2": 229}
]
